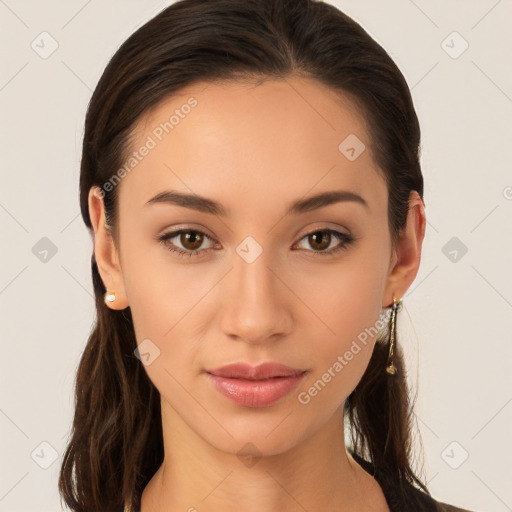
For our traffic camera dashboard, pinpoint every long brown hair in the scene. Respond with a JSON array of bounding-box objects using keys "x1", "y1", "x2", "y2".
[{"x1": 59, "y1": 0, "x2": 427, "y2": 510}]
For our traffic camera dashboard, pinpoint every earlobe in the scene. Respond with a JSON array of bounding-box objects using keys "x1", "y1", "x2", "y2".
[
  {"x1": 382, "y1": 191, "x2": 426, "y2": 307},
  {"x1": 87, "y1": 187, "x2": 129, "y2": 310}
]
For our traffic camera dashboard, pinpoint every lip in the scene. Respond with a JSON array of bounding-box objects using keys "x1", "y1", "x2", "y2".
[
  {"x1": 207, "y1": 362, "x2": 306, "y2": 380},
  {"x1": 205, "y1": 362, "x2": 308, "y2": 407}
]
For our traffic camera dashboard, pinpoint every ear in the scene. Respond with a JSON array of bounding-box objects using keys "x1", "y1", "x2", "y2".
[
  {"x1": 382, "y1": 190, "x2": 426, "y2": 307},
  {"x1": 87, "y1": 187, "x2": 129, "y2": 310}
]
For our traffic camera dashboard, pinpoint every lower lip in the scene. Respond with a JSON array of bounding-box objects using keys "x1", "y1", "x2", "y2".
[{"x1": 206, "y1": 372, "x2": 307, "y2": 408}]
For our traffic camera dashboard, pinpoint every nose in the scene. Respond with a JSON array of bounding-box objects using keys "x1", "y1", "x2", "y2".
[{"x1": 219, "y1": 249, "x2": 293, "y2": 345}]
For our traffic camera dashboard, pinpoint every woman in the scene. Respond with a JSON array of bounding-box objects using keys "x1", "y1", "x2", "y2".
[{"x1": 58, "y1": 0, "x2": 476, "y2": 510}]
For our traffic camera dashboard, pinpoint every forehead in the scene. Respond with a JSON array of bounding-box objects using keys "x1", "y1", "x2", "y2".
[{"x1": 119, "y1": 75, "x2": 385, "y2": 215}]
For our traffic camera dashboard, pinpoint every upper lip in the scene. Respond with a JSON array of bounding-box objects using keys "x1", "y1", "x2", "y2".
[{"x1": 206, "y1": 362, "x2": 307, "y2": 380}]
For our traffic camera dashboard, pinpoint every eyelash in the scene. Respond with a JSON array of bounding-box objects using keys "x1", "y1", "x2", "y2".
[{"x1": 157, "y1": 228, "x2": 355, "y2": 258}]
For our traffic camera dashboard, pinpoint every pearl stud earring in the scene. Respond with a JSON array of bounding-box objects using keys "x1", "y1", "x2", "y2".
[{"x1": 104, "y1": 291, "x2": 116, "y2": 304}]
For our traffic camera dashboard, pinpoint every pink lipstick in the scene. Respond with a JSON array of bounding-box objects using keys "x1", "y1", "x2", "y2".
[{"x1": 205, "y1": 362, "x2": 308, "y2": 408}]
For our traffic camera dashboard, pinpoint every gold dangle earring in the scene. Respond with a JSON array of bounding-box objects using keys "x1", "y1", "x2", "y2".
[{"x1": 386, "y1": 296, "x2": 401, "y2": 375}]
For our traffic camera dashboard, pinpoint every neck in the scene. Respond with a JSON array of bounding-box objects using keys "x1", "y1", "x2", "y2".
[{"x1": 141, "y1": 398, "x2": 389, "y2": 512}]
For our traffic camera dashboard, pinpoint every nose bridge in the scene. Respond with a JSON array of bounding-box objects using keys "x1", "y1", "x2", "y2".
[{"x1": 220, "y1": 244, "x2": 292, "y2": 343}]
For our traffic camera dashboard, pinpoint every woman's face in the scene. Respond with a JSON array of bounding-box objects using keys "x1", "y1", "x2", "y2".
[{"x1": 95, "y1": 76, "x2": 403, "y2": 456}]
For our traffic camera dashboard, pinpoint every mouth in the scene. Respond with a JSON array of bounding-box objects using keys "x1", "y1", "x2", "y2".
[
  {"x1": 206, "y1": 362, "x2": 307, "y2": 380},
  {"x1": 205, "y1": 362, "x2": 308, "y2": 407}
]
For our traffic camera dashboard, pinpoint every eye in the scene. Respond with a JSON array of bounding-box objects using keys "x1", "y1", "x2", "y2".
[
  {"x1": 158, "y1": 229, "x2": 216, "y2": 257},
  {"x1": 157, "y1": 227, "x2": 355, "y2": 259},
  {"x1": 294, "y1": 229, "x2": 354, "y2": 256}
]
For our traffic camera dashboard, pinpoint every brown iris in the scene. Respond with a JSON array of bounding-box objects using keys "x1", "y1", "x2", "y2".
[
  {"x1": 180, "y1": 231, "x2": 204, "y2": 250},
  {"x1": 308, "y1": 231, "x2": 331, "y2": 251}
]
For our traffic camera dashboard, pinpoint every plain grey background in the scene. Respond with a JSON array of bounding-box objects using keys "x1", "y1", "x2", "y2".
[{"x1": 1, "y1": 1, "x2": 511, "y2": 511}]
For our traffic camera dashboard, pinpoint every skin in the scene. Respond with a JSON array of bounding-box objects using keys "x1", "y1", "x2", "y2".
[{"x1": 88, "y1": 75, "x2": 426, "y2": 512}]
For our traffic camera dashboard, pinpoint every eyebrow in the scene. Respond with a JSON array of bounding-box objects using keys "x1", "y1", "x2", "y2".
[{"x1": 144, "y1": 189, "x2": 369, "y2": 216}]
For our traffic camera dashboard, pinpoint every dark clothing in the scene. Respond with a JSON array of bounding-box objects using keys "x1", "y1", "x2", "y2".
[{"x1": 353, "y1": 452, "x2": 476, "y2": 512}]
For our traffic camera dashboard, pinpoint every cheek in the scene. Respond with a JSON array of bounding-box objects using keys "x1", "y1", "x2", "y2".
[
  {"x1": 297, "y1": 295, "x2": 382, "y2": 411},
  {"x1": 293, "y1": 252, "x2": 388, "y2": 407},
  {"x1": 119, "y1": 224, "x2": 210, "y2": 339},
  {"x1": 295, "y1": 247, "x2": 386, "y2": 342},
  {"x1": 119, "y1": 236, "x2": 224, "y2": 394}
]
